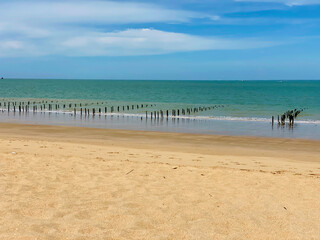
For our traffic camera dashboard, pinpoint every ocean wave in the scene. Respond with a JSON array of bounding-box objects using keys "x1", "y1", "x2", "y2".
[{"x1": 1, "y1": 108, "x2": 320, "y2": 125}]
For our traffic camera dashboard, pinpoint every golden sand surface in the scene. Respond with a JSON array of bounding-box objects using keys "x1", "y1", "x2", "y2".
[{"x1": 0, "y1": 123, "x2": 320, "y2": 239}]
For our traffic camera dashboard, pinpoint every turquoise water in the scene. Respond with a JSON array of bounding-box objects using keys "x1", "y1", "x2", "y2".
[{"x1": 0, "y1": 79, "x2": 319, "y2": 138}]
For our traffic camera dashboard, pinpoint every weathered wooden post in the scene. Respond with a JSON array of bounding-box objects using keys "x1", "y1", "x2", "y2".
[
  {"x1": 272, "y1": 116, "x2": 274, "y2": 126},
  {"x1": 281, "y1": 114, "x2": 285, "y2": 125}
]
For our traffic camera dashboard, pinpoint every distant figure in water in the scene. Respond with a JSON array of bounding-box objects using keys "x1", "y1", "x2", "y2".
[{"x1": 1, "y1": 77, "x2": 3, "y2": 79}]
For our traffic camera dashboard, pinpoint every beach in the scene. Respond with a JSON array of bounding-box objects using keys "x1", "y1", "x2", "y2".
[{"x1": 1, "y1": 122, "x2": 320, "y2": 239}]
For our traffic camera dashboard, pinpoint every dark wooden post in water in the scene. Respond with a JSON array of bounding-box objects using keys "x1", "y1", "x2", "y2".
[
  {"x1": 93, "y1": 108, "x2": 95, "y2": 116},
  {"x1": 272, "y1": 116, "x2": 274, "y2": 126},
  {"x1": 146, "y1": 111, "x2": 148, "y2": 119},
  {"x1": 166, "y1": 110, "x2": 169, "y2": 118},
  {"x1": 105, "y1": 107, "x2": 107, "y2": 113},
  {"x1": 281, "y1": 114, "x2": 285, "y2": 125},
  {"x1": 74, "y1": 108, "x2": 76, "y2": 115}
]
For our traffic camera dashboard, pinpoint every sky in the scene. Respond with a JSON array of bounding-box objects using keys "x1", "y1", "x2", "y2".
[{"x1": 1, "y1": 0, "x2": 320, "y2": 80}]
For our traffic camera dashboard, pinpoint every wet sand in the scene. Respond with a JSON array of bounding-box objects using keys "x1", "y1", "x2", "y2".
[{"x1": 1, "y1": 123, "x2": 320, "y2": 239}]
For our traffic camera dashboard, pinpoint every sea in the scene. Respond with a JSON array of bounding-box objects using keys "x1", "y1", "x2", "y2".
[{"x1": 0, "y1": 79, "x2": 319, "y2": 139}]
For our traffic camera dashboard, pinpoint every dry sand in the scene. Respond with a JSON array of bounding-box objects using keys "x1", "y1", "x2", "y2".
[{"x1": 0, "y1": 123, "x2": 320, "y2": 239}]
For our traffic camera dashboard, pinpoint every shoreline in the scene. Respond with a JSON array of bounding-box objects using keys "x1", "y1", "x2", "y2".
[
  {"x1": 1, "y1": 122, "x2": 320, "y2": 239},
  {"x1": 1, "y1": 112, "x2": 320, "y2": 140},
  {"x1": 1, "y1": 121, "x2": 320, "y2": 167}
]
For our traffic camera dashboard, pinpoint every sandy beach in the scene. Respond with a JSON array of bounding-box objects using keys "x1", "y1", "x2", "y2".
[{"x1": 1, "y1": 122, "x2": 320, "y2": 239}]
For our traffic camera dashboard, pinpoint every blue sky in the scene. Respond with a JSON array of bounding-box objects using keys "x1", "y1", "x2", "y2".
[{"x1": 1, "y1": 0, "x2": 320, "y2": 80}]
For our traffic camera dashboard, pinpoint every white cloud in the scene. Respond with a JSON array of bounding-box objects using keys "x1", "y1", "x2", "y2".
[
  {"x1": 58, "y1": 28, "x2": 277, "y2": 56},
  {"x1": 0, "y1": 0, "x2": 277, "y2": 57},
  {"x1": 1, "y1": 28, "x2": 277, "y2": 57},
  {"x1": 234, "y1": 0, "x2": 320, "y2": 6},
  {"x1": 1, "y1": 0, "x2": 214, "y2": 25}
]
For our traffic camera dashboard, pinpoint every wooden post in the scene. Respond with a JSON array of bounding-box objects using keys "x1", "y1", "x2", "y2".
[{"x1": 272, "y1": 116, "x2": 274, "y2": 126}]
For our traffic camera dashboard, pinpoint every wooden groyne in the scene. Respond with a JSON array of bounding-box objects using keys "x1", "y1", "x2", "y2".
[
  {"x1": 0, "y1": 99, "x2": 224, "y2": 120},
  {"x1": 272, "y1": 108, "x2": 305, "y2": 127}
]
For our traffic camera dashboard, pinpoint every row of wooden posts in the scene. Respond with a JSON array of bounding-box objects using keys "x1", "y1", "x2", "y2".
[
  {"x1": 0, "y1": 101, "x2": 155, "y2": 111},
  {"x1": 271, "y1": 108, "x2": 304, "y2": 126},
  {"x1": 0, "y1": 100, "x2": 224, "y2": 118}
]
